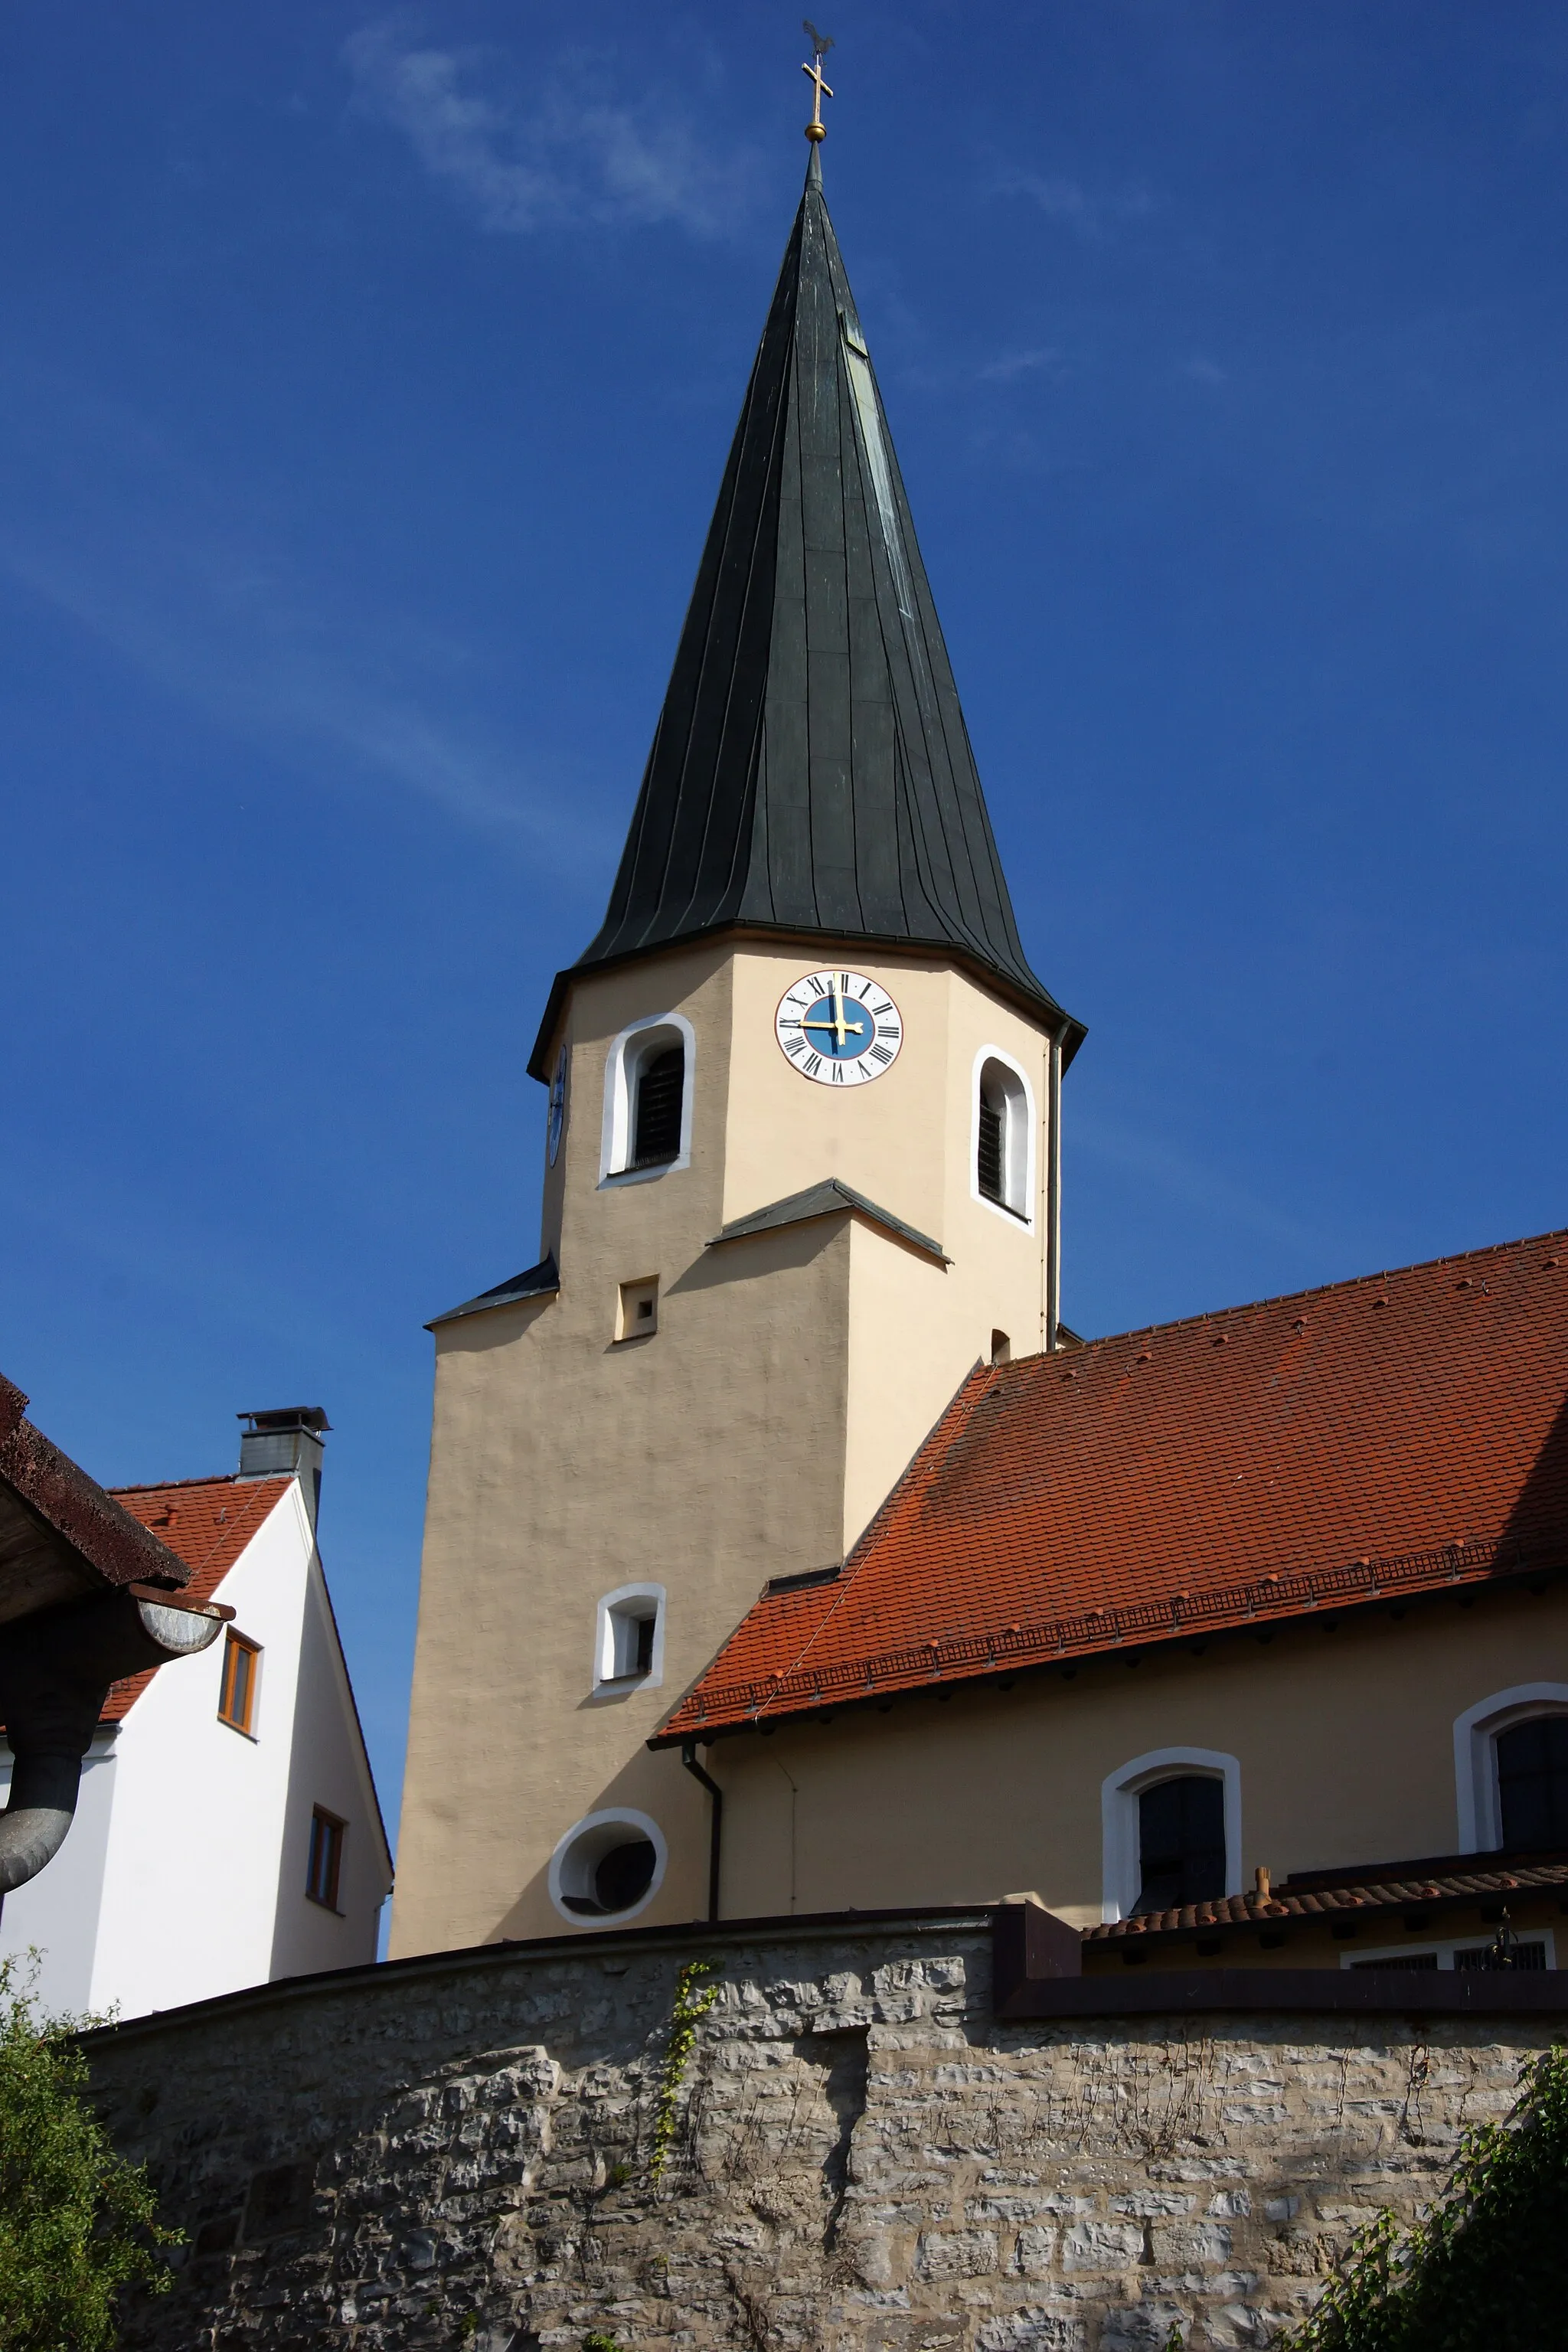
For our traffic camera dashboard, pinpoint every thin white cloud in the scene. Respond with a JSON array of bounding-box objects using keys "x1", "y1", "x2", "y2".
[
  {"x1": 978, "y1": 348, "x2": 1066, "y2": 386},
  {"x1": 344, "y1": 15, "x2": 739, "y2": 239},
  {"x1": 1181, "y1": 355, "x2": 1227, "y2": 387},
  {"x1": 0, "y1": 364, "x2": 603, "y2": 871},
  {"x1": 994, "y1": 170, "x2": 1155, "y2": 243},
  {"x1": 1070, "y1": 1107, "x2": 1319, "y2": 1254}
]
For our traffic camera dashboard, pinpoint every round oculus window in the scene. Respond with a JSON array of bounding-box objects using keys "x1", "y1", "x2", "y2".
[{"x1": 548, "y1": 1808, "x2": 666, "y2": 1922}]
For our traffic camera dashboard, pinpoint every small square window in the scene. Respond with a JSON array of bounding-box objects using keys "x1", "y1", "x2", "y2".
[
  {"x1": 305, "y1": 1808, "x2": 345, "y2": 1909},
  {"x1": 218, "y1": 1632, "x2": 260, "y2": 1735},
  {"x1": 616, "y1": 1276, "x2": 658, "y2": 1341}
]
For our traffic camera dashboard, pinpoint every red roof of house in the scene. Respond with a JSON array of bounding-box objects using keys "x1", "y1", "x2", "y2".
[
  {"x1": 100, "y1": 1475, "x2": 291, "y2": 1722},
  {"x1": 659, "y1": 1229, "x2": 1568, "y2": 1742}
]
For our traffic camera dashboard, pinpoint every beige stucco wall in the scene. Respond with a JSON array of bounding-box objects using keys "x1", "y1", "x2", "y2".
[
  {"x1": 709, "y1": 1579, "x2": 1568, "y2": 1930},
  {"x1": 393, "y1": 938, "x2": 1059, "y2": 1958}
]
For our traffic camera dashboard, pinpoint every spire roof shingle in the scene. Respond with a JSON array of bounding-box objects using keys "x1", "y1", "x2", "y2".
[{"x1": 531, "y1": 152, "x2": 1081, "y2": 1075}]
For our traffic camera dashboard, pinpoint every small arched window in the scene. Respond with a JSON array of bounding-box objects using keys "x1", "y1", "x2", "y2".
[
  {"x1": 1134, "y1": 1775, "x2": 1227, "y2": 1913},
  {"x1": 600, "y1": 1014, "x2": 695, "y2": 1183},
  {"x1": 1101, "y1": 1745, "x2": 1240, "y2": 1921},
  {"x1": 1452, "y1": 1685, "x2": 1568, "y2": 1851},
  {"x1": 1496, "y1": 1717, "x2": 1568, "y2": 1851},
  {"x1": 593, "y1": 1582, "x2": 665, "y2": 1694},
  {"x1": 972, "y1": 1051, "x2": 1033, "y2": 1223}
]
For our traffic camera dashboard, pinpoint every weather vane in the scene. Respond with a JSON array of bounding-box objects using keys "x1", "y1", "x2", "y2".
[{"x1": 802, "y1": 21, "x2": 835, "y2": 143}]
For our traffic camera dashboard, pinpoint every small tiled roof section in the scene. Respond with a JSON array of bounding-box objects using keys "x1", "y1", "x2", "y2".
[
  {"x1": 1084, "y1": 1851, "x2": 1568, "y2": 1944},
  {"x1": 100, "y1": 1475, "x2": 291, "y2": 1723},
  {"x1": 710, "y1": 1179, "x2": 948, "y2": 1266},
  {"x1": 428, "y1": 1253, "x2": 560, "y2": 1330},
  {"x1": 658, "y1": 1228, "x2": 1568, "y2": 1741}
]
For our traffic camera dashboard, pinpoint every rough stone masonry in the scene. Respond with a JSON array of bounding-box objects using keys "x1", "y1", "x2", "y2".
[{"x1": 85, "y1": 1910, "x2": 1556, "y2": 2351}]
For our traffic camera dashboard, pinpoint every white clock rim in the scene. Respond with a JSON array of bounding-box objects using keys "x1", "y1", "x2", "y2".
[{"x1": 773, "y1": 970, "x2": 903, "y2": 1086}]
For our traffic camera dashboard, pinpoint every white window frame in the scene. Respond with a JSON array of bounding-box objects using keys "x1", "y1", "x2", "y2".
[
  {"x1": 1101, "y1": 1746, "x2": 1243, "y2": 1923},
  {"x1": 593, "y1": 1581, "x2": 666, "y2": 1696},
  {"x1": 971, "y1": 1047, "x2": 1036, "y2": 1230},
  {"x1": 599, "y1": 1011, "x2": 695, "y2": 1185},
  {"x1": 1452, "y1": 1684, "x2": 1568, "y2": 1852},
  {"x1": 1340, "y1": 1929, "x2": 1558, "y2": 1971},
  {"x1": 547, "y1": 1807, "x2": 667, "y2": 1925}
]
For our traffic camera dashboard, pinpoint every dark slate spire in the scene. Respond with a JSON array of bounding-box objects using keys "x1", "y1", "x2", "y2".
[{"x1": 531, "y1": 151, "x2": 1083, "y2": 1075}]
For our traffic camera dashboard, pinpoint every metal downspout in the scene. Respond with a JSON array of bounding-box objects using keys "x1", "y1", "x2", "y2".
[
  {"x1": 1044, "y1": 1020, "x2": 1066, "y2": 1350},
  {"x1": 681, "y1": 1740, "x2": 724, "y2": 1922},
  {"x1": 0, "y1": 1586, "x2": 230, "y2": 1893}
]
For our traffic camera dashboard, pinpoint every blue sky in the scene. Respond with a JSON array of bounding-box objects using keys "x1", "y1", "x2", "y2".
[{"x1": 5, "y1": 2, "x2": 1568, "y2": 1831}]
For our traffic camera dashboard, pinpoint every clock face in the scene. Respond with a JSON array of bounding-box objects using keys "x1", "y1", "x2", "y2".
[
  {"x1": 775, "y1": 969, "x2": 903, "y2": 1087},
  {"x1": 547, "y1": 1045, "x2": 567, "y2": 1165}
]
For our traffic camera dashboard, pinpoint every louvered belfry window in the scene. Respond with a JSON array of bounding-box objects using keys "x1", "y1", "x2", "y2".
[
  {"x1": 632, "y1": 1045, "x2": 684, "y2": 1168},
  {"x1": 977, "y1": 1087, "x2": 1005, "y2": 1203}
]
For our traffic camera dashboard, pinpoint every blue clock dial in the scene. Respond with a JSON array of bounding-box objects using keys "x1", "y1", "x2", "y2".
[{"x1": 775, "y1": 969, "x2": 903, "y2": 1086}]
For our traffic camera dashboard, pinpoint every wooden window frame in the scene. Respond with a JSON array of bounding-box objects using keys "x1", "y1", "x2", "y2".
[
  {"x1": 217, "y1": 1631, "x2": 261, "y2": 1736},
  {"x1": 305, "y1": 1807, "x2": 346, "y2": 1912}
]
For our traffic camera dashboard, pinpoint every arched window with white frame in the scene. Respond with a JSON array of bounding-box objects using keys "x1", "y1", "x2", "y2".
[
  {"x1": 1101, "y1": 1746, "x2": 1243, "y2": 1922},
  {"x1": 600, "y1": 1013, "x2": 695, "y2": 1184},
  {"x1": 1452, "y1": 1685, "x2": 1568, "y2": 1853},
  {"x1": 972, "y1": 1048, "x2": 1034, "y2": 1226}
]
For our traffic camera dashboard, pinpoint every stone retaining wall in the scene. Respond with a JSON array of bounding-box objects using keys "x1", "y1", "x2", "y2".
[{"x1": 86, "y1": 1912, "x2": 1553, "y2": 2351}]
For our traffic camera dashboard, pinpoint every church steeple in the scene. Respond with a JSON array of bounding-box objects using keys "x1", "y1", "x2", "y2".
[{"x1": 531, "y1": 152, "x2": 1083, "y2": 1076}]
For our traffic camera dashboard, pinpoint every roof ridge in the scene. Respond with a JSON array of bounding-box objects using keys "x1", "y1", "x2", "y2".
[
  {"x1": 107, "y1": 1472, "x2": 247, "y2": 1496},
  {"x1": 107, "y1": 1477, "x2": 301, "y2": 1495},
  {"x1": 1043, "y1": 1224, "x2": 1568, "y2": 1358}
]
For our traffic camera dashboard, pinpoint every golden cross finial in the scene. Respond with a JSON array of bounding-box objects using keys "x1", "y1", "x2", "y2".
[{"x1": 802, "y1": 20, "x2": 835, "y2": 143}]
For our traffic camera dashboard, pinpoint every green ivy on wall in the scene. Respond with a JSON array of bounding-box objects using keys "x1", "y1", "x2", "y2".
[
  {"x1": 649, "y1": 1958, "x2": 719, "y2": 2185},
  {"x1": 1283, "y1": 2040, "x2": 1568, "y2": 2350}
]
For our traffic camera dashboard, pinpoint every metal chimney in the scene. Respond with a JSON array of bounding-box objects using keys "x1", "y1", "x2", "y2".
[{"x1": 237, "y1": 1407, "x2": 331, "y2": 1534}]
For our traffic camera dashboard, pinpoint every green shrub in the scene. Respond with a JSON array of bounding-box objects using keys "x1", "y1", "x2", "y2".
[
  {"x1": 0, "y1": 1955, "x2": 178, "y2": 2351},
  {"x1": 1285, "y1": 2041, "x2": 1568, "y2": 2350}
]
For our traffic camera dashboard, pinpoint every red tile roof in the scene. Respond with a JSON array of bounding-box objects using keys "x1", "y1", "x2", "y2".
[
  {"x1": 1084, "y1": 1851, "x2": 1568, "y2": 1945},
  {"x1": 100, "y1": 1475, "x2": 291, "y2": 1722},
  {"x1": 660, "y1": 1229, "x2": 1568, "y2": 1741}
]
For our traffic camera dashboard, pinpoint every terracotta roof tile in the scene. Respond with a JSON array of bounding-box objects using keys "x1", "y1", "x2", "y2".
[
  {"x1": 100, "y1": 1476, "x2": 291, "y2": 1723},
  {"x1": 1085, "y1": 1852, "x2": 1568, "y2": 1942},
  {"x1": 661, "y1": 1229, "x2": 1568, "y2": 1740}
]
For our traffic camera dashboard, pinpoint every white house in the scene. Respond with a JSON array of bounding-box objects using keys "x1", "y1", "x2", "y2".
[{"x1": 0, "y1": 1409, "x2": 392, "y2": 2020}]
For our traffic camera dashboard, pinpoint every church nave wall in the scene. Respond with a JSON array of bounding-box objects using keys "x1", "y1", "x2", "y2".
[{"x1": 705, "y1": 1579, "x2": 1568, "y2": 1930}]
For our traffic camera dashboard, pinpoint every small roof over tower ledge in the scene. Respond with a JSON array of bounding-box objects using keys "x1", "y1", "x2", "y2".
[{"x1": 530, "y1": 149, "x2": 1082, "y2": 1077}]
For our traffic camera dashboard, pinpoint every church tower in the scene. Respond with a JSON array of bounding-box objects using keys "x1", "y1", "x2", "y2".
[{"x1": 390, "y1": 138, "x2": 1084, "y2": 1956}]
